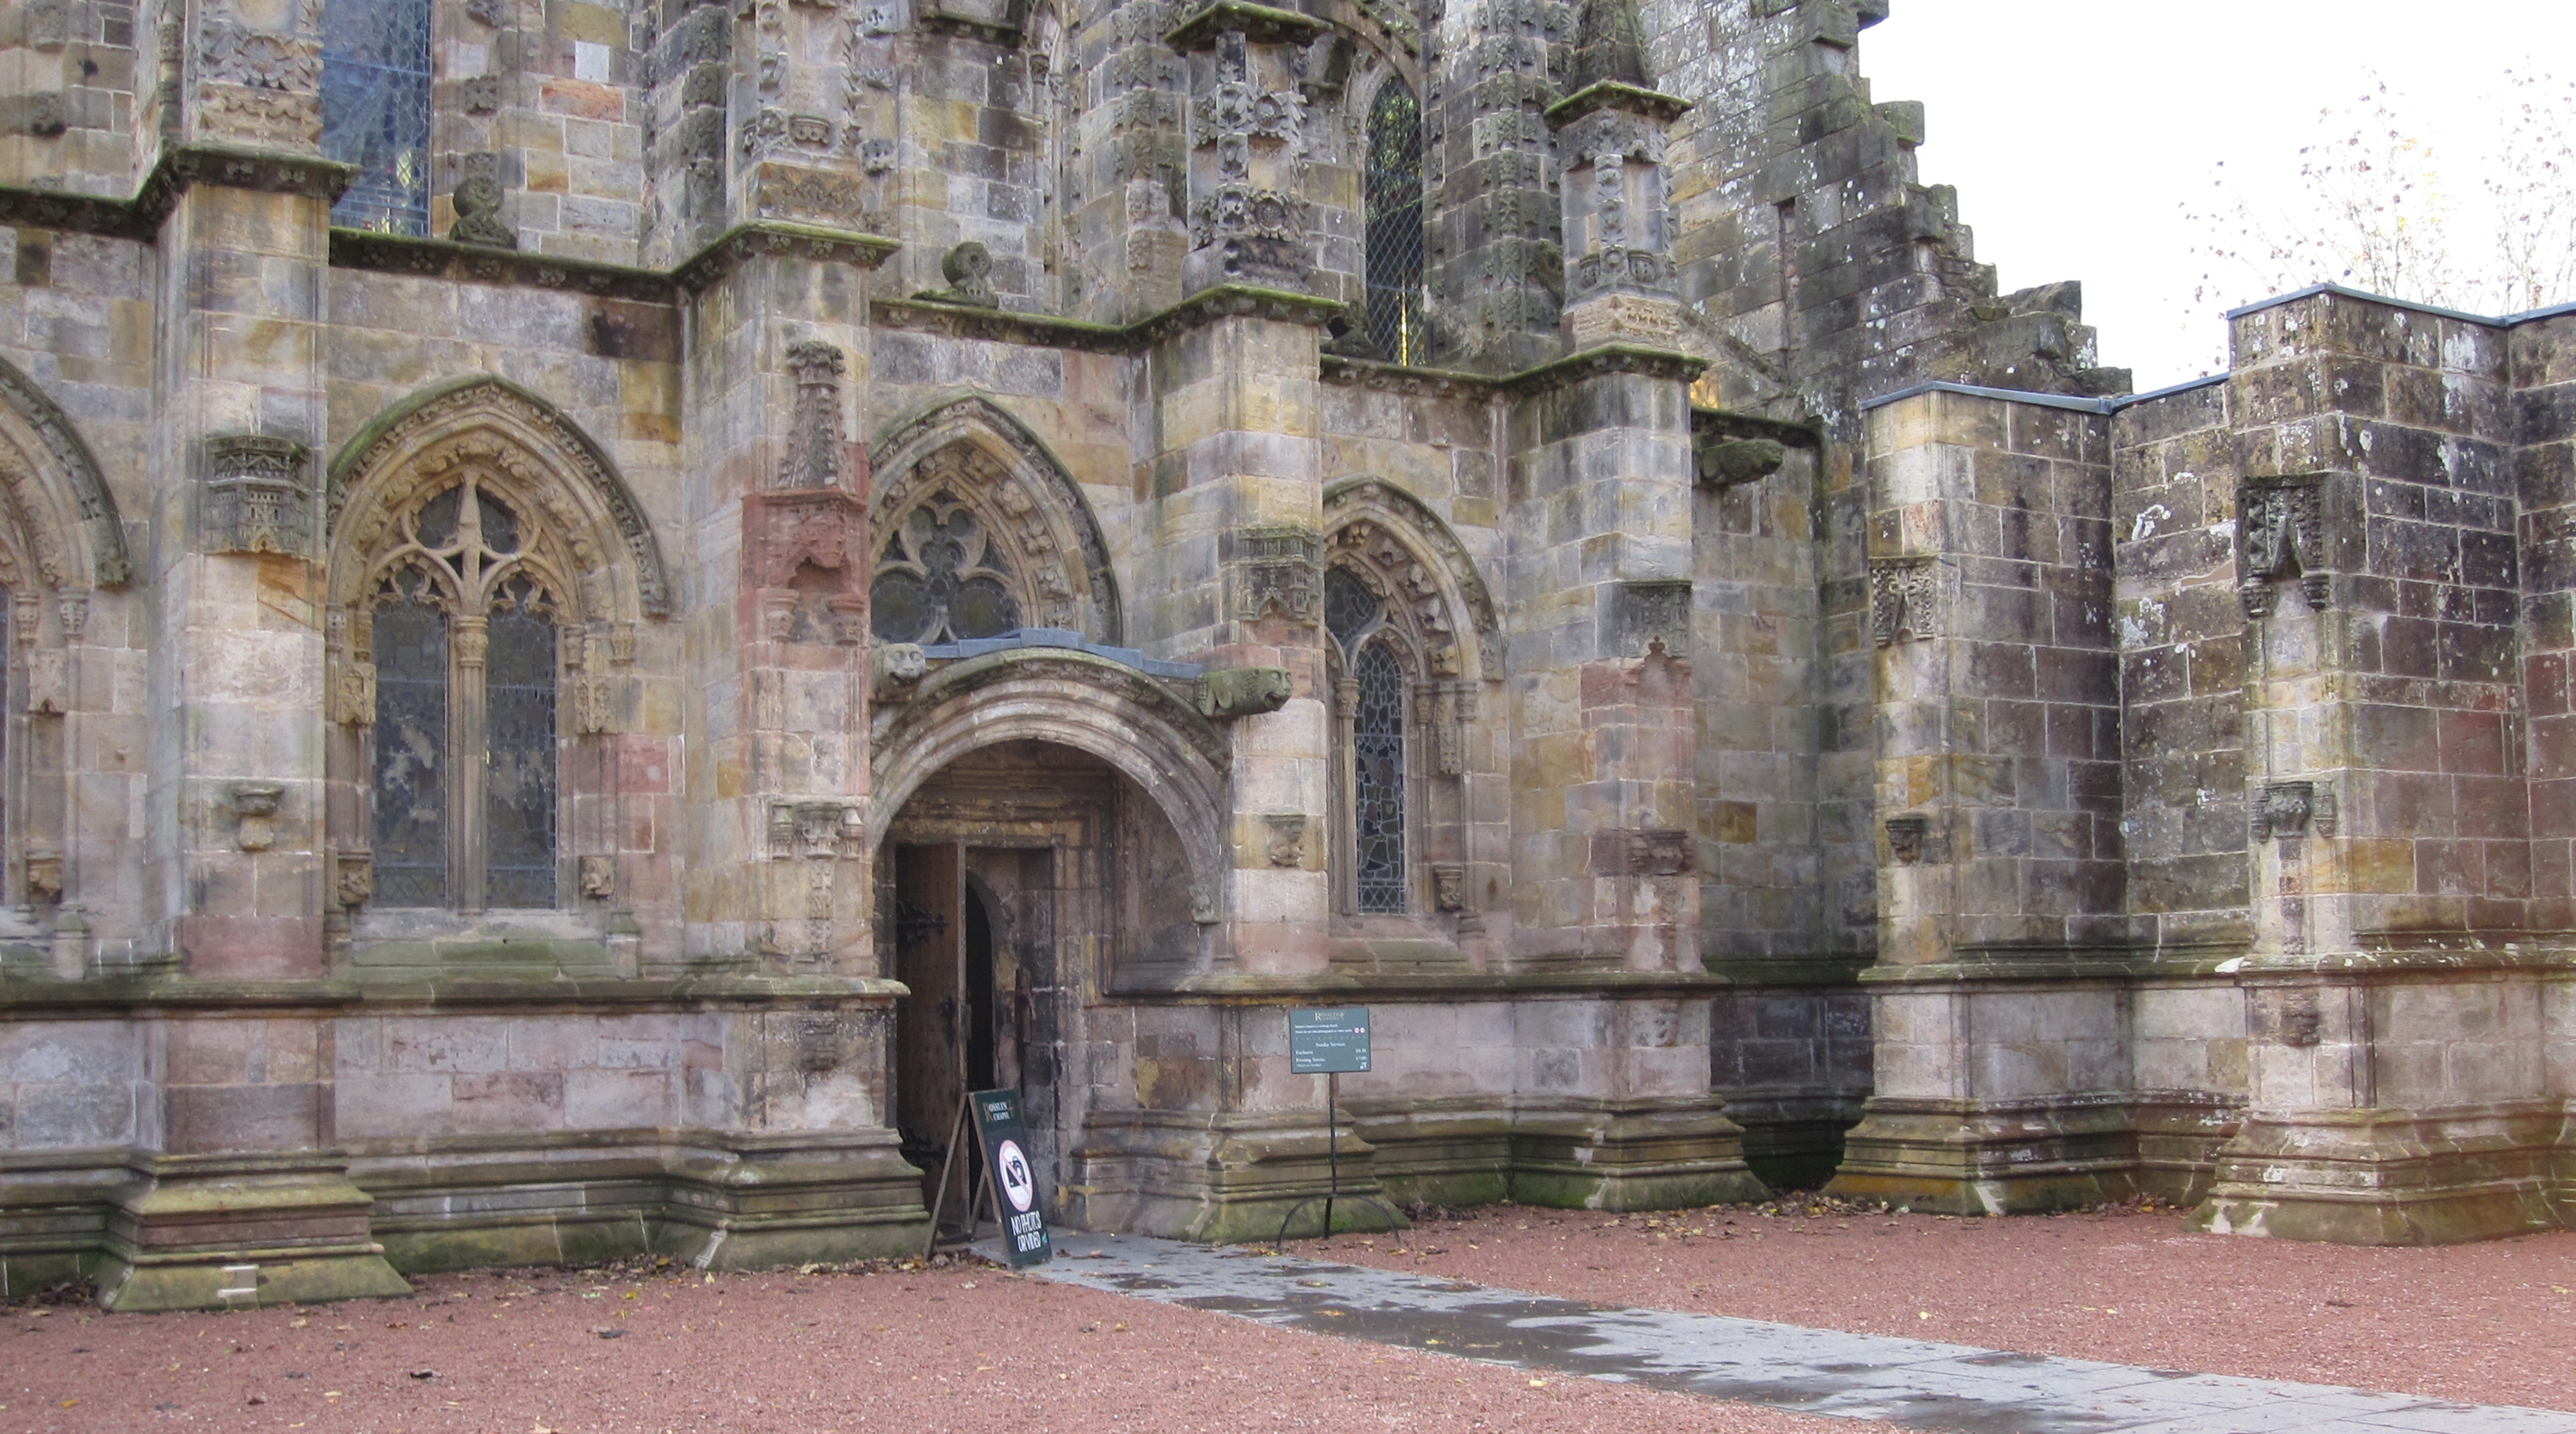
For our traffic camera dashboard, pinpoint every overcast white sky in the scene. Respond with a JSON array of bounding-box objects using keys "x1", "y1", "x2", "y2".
[{"x1": 1859, "y1": 1, "x2": 2576, "y2": 388}]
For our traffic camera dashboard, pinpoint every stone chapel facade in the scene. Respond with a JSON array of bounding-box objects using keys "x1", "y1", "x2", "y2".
[{"x1": 0, "y1": 0, "x2": 2572, "y2": 1308}]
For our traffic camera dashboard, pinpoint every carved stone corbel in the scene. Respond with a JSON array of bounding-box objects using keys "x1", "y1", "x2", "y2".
[
  {"x1": 330, "y1": 659, "x2": 376, "y2": 726},
  {"x1": 2253, "y1": 782, "x2": 2335, "y2": 842},
  {"x1": 579, "y1": 854, "x2": 616, "y2": 900},
  {"x1": 23, "y1": 649, "x2": 66, "y2": 715},
  {"x1": 25, "y1": 848, "x2": 64, "y2": 903},
  {"x1": 202, "y1": 435, "x2": 316, "y2": 558},
  {"x1": 872, "y1": 642, "x2": 927, "y2": 702},
  {"x1": 1884, "y1": 814, "x2": 1931, "y2": 864},
  {"x1": 1198, "y1": 666, "x2": 1293, "y2": 719},
  {"x1": 1430, "y1": 861, "x2": 1468, "y2": 912},
  {"x1": 229, "y1": 782, "x2": 285, "y2": 851},
  {"x1": 1262, "y1": 813, "x2": 1307, "y2": 867},
  {"x1": 334, "y1": 848, "x2": 374, "y2": 908}
]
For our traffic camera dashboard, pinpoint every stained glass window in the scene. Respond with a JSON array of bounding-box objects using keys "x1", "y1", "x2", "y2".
[
  {"x1": 1352, "y1": 640, "x2": 1406, "y2": 912},
  {"x1": 322, "y1": 0, "x2": 433, "y2": 234},
  {"x1": 1364, "y1": 80, "x2": 1428, "y2": 364},
  {"x1": 368, "y1": 480, "x2": 561, "y2": 910},
  {"x1": 871, "y1": 498, "x2": 1023, "y2": 644},
  {"x1": 372, "y1": 574, "x2": 449, "y2": 907},
  {"x1": 484, "y1": 578, "x2": 557, "y2": 909},
  {"x1": 1325, "y1": 565, "x2": 1381, "y2": 652}
]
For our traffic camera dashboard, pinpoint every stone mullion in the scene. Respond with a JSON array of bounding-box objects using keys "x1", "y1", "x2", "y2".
[
  {"x1": 1334, "y1": 670, "x2": 1357, "y2": 914},
  {"x1": 450, "y1": 614, "x2": 491, "y2": 916}
]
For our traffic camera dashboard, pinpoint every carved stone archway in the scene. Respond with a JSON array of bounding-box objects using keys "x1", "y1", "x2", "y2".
[
  {"x1": 867, "y1": 395, "x2": 1121, "y2": 645},
  {"x1": 1321, "y1": 477, "x2": 1500, "y2": 682},
  {"x1": 871, "y1": 648, "x2": 1229, "y2": 923},
  {"x1": 0, "y1": 357, "x2": 131, "y2": 916}
]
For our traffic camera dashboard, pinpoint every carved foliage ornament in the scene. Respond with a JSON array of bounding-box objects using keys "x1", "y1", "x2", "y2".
[
  {"x1": 2239, "y1": 475, "x2": 2329, "y2": 618},
  {"x1": 0, "y1": 355, "x2": 129, "y2": 587},
  {"x1": 1329, "y1": 520, "x2": 1474, "y2": 676},
  {"x1": 1870, "y1": 556, "x2": 1940, "y2": 646}
]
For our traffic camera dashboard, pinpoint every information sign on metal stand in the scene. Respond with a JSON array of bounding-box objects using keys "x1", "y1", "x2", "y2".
[
  {"x1": 1290, "y1": 1006, "x2": 1372, "y2": 1073},
  {"x1": 1277, "y1": 1008, "x2": 1400, "y2": 1245},
  {"x1": 969, "y1": 1088, "x2": 1052, "y2": 1267}
]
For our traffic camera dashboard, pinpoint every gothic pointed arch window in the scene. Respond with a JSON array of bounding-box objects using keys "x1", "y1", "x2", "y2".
[
  {"x1": 322, "y1": 0, "x2": 433, "y2": 233},
  {"x1": 1363, "y1": 79, "x2": 1427, "y2": 364},
  {"x1": 1327, "y1": 566, "x2": 1408, "y2": 912},
  {"x1": 367, "y1": 476, "x2": 562, "y2": 909},
  {"x1": 867, "y1": 406, "x2": 1124, "y2": 647}
]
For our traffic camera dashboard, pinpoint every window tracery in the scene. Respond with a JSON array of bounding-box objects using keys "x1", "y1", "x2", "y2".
[
  {"x1": 360, "y1": 476, "x2": 564, "y2": 911},
  {"x1": 870, "y1": 498, "x2": 1023, "y2": 645},
  {"x1": 867, "y1": 410, "x2": 1121, "y2": 646}
]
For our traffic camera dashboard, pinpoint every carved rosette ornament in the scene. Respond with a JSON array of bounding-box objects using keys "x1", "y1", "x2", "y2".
[
  {"x1": 204, "y1": 435, "x2": 315, "y2": 558},
  {"x1": 1869, "y1": 556, "x2": 1941, "y2": 647},
  {"x1": 2239, "y1": 474, "x2": 2331, "y2": 618}
]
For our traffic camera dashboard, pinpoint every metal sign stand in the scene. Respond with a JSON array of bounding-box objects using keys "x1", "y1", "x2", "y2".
[{"x1": 1276, "y1": 1006, "x2": 1400, "y2": 1244}]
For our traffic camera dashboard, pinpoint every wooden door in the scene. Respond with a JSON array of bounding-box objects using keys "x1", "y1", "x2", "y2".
[{"x1": 893, "y1": 842, "x2": 966, "y2": 1177}]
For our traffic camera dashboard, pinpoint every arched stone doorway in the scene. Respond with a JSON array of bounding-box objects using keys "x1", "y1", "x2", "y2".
[{"x1": 880, "y1": 738, "x2": 1205, "y2": 1234}]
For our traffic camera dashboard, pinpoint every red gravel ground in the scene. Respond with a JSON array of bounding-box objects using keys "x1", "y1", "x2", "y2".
[
  {"x1": 0, "y1": 1256, "x2": 1887, "y2": 1434},
  {"x1": 1309, "y1": 1198, "x2": 2576, "y2": 1411}
]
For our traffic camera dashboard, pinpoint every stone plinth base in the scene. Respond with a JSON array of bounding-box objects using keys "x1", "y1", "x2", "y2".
[
  {"x1": 1349, "y1": 1097, "x2": 1513, "y2": 1210},
  {"x1": 1506, "y1": 1095, "x2": 1768, "y2": 1211},
  {"x1": 661, "y1": 1130, "x2": 931, "y2": 1268},
  {"x1": 1823, "y1": 1095, "x2": 2137, "y2": 1214},
  {"x1": 2195, "y1": 1102, "x2": 2562, "y2": 1245},
  {"x1": 1064, "y1": 1108, "x2": 1406, "y2": 1244},
  {"x1": 97, "y1": 1155, "x2": 412, "y2": 1312}
]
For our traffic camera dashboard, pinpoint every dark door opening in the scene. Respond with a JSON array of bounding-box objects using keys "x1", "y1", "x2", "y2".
[{"x1": 893, "y1": 841, "x2": 964, "y2": 1205}]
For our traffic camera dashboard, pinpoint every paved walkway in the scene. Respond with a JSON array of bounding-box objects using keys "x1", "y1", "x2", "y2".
[{"x1": 1030, "y1": 1233, "x2": 2576, "y2": 1434}]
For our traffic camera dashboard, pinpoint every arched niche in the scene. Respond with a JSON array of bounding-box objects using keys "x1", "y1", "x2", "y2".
[
  {"x1": 871, "y1": 648, "x2": 1227, "y2": 925},
  {"x1": 1321, "y1": 476, "x2": 1502, "y2": 681},
  {"x1": 0, "y1": 356, "x2": 130, "y2": 593},
  {"x1": 0, "y1": 357, "x2": 129, "y2": 918},
  {"x1": 867, "y1": 394, "x2": 1121, "y2": 645}
]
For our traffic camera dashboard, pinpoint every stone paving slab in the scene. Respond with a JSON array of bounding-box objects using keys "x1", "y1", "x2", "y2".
[{"x1": 1027, "y1": 1234, "x2": 2576, "y2": 1434}]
